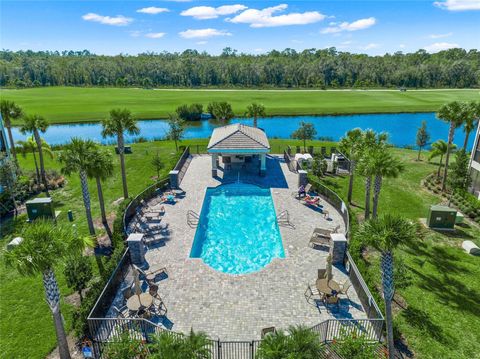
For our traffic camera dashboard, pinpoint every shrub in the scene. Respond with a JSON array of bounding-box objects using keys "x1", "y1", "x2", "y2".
[
  {"x1": 176, "y1": 103, "x2": 203, "y2": 121},
  {"x1": 330, "y1": 328, "x2": 382, "y2": 359}
]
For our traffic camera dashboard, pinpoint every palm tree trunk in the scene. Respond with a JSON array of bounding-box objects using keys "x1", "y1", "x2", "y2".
[
  {"x1": 381, "y1": 252, "x2": 395, "y2": 359},
  {"x1": 442, "y1": 122, "x2": 455, "y2": 191},
  {"x1": 372, "y1": 175, "x2": 382, "y2": 219},
  {"x1": 364, "y1": 176, "x2": 372, "y2": 220},
  {"x1": 32, "y1": 150, "x2": 40, "y2": 184},
  {"x1": 117, "y1": 134, "x2": 129, "y2": 199},
  {"x1": 80, "y1": 170, "x2": 95, "y2": 236},
  {"x1": 34, "y1": 130, "x2": 49, "y2": 196},
  {"x1": 463, "y1": 130, "x2": 470, "y2": 151},
  {"x1": 43, "y1": 268, "x2": 71, "y2": 359},
  {"x1": 95, "y1": 176, "x2": 107, "y2": 224},
  {"x1": 437, "y1": 154, "x2": 443, "y2": 177},
  {"x1": 347, "y1": 160, "x2": 356, "y2": 204},
  {"x1": 6, "y1": 125, "x2": 17, "y2": 161}
]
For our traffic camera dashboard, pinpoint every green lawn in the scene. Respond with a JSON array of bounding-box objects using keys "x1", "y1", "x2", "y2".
[
  {"x1": 316, "y1": 149, "x2": 480, "y2": 359},
  {"x1": 1, "y1": 87, "x2": 479, "y2": 124}
]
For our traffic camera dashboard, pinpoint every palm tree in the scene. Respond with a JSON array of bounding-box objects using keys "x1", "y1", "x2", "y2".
[
  {"x1": 462, "y1": 101, "x2": 480, "y2": 150},
  {"x1": 356, "y1": 130, "x2": 388, "y2": 220},
  {"x1": 87, "y1": 146, "x2": 114, "y2": 225},
  {"x1": 101, "y1": 108, "x2": 139, "y2": 199},
  {"x1": 429, "y1": 139, "x2": 456, "y2": 177},
  {"x1": 58, "y1": 138, "x2": 98, "y2": 236},
  {"x1": 4, "y1": 220, "x2": 92, "y2": 359},
  {"x1": 370, "y1": 149, "x2": 404, "y2": 218},
  {"x1": 436, "y1": 101, "x2": 467, "y2": 191},
  {"x1": 148, "y1": 329, "x2": 211, "y2": 359},
  {"x1": 339, "y1": 128, "x2": 364, "y2": 204},
  {"x1": 0, "y1": 99, "x2": 23, "y2": 161},
  {"x1": 166, "y1": 113, "x2": 186, "y2": 152},
  {"x1": 19, "y1": 114, "x2": 50, "y2": 195},
  {"x1": 17, "y1": 136, "x2": 54, "y2": 184},
  {"x1": 356, "y1": 215, "x2": 417, "y2": 359},
  {"x1": 245, "y1": 102, "x2": 266, "y2": 128}
]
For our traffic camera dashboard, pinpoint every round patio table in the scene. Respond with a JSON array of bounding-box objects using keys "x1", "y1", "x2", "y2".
[
  {"x1": 316, "y1": 278, "x2": 341, "y2": 295},
  {"x1": 127, "y1": 293, "x2": 153, "y2": 312}
]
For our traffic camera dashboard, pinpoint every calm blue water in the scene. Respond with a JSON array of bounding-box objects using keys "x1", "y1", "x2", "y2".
[
  {"x1": 11, "y1": 112, "x2": 475, "y2": 149},
  {"x1": 190, "y1": 183, "x2": 284, "y2": 275}
]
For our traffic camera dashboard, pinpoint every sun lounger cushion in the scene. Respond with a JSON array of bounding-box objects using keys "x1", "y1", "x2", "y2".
[{"x1": 462, "y1": 240, "x2": 480, "y2": 255}]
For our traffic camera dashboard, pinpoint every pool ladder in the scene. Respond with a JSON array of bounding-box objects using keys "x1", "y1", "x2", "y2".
[
  {"x1": 277, "y1": 210, "x2": 295, "y2": 228},
  {"x1": 187, "y1": 210, "x2": 200, "y2": 228}
]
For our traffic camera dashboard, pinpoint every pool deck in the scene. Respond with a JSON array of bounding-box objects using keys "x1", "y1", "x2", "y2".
[{"x1": 113, "y1": 154, "x2": 366, "y2": 341}]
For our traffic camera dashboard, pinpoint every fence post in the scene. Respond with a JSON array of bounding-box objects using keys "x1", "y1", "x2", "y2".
[
  {"x1": 251, "y1": 340, "x2": 254, "y2": 359},
  {"x1": 217, "y1": 339, "x2": 221, "y2": 359},
  {"x1": 326, "y1": 320, "x2": 330, "y2": 342}
]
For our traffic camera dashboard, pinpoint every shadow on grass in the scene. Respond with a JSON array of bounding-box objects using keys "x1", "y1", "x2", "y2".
[{"x1": 400, "y1": 306, "x2": 453, "y2": 345}]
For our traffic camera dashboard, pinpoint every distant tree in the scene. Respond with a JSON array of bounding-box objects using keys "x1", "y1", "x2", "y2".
[
  {"x1": 416, "y1": 120, "x2": 430, "y2": 160},
  {"x1": 0, "y1": 153, "x2": 20, "y2": 216},
  {"x1": 448, "y1": 149, "x2": 471, "y2": 194},
  {"x1": 151, "y1": 150, "x2": 165, "y2": 179},
  {"x1": 17, "y1": 135, "x2": 54, "y2": 184},
  {"x1": 176, "y1": 103, "x2": 203, "y2": 121},
  {"x1": 291, "y1": 121, "x2": 317, "y2": 152},
  {"x1": 19, "y1": 114, "x2": 50, "y2": 195},
  {"x1": 64, "y1": 255, "x2": 92, "y2": 302},
  {"x1": 101, "y1": 108, "x2": 139, "y2": 199},
  {"x1": 207, "y1": 101, "x2": 234, "y2": 121},
  {"x1": 462, "y1": 101, "x2": 480, "y2": 150},
  {"x1": 436, "y1": 101, "x2": 469, "y2": 191},
  {"x1": 245, "y1": 103, "x2": 266, "y2": 128},
  {"x1": 0, "y1": 99, "x2": 23, "y2": 161},
  {"x1": 339, "y1": 128, "x2": 364, "y2": 204},
  {"x1": 429, "y1": 139, "x2": 456, "y2": 177},
  {"x1": 166, "y1": 114, "x2": 186, "y2": 152}
]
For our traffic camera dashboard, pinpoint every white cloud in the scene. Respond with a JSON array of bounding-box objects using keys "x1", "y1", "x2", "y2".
[
  {"x1": 399, "y1": 44, "x2": 406, "y2": 49},
  {"x1": 227, "y1": 4, "x2": 326, "y2": 28},
  {"x1": 361, "y1": 43, "x2": 380, "y2": 50},
  {"x1": 433, "y1": 0, "x2": 480, "y2": 11},
  {"x1": 321, "y1": 17, "x2": 376, "y2": 34},
  {"x1": 424, "y1": 42, "x2": 459, "y2": 52},
  {"x1": 145, "y1": 32, "x2": 166, "y2": 39},
  {"x1": 82, "y1": 13, "x2": 133, "y2": 26},
  {"x1": 181, "y1": 5, "x2": 247, "y2": 20},
  {"x1": 196, "y1": 41, "x2": 208, "y2": 45},
  {"x1": 179, "y1": 28, "x2": 232, "y2": 39},
  {"x1": 428, "y1": 32, "x2": 453, "y2": 38},
  {"x1": 129, "y1": 30, "x2": 142, "y2": 37},
  {"x1": 137, "y1": 7, "x2": 170, "y2": 15}
]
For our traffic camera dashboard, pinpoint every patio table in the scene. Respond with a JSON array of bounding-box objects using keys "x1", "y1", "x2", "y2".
[
  {"x1": 316, "y1": 278, "x2": 341, "y2": 296},
  {"x1": 127, "y1": 293, "x2": 153, "y2": 312}
]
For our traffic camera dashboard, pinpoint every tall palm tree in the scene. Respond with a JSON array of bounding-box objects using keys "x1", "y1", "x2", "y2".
[
  {"x1": 0, "y1": 99, "x2": 23, "y2": 161},
  {"x1": 339, "y1": 128, "x2": 363, "y2": 204},
  {"x1": 87, "y1": 147, "x2": 114, "y2": 224},
  {"x1": 245, "y1": 102, "x2": 266, "y2": 128},
  {"x1": 429, "y1": 139, "x2": 456, "y2": 177},
  {"x1": 356, "y1": 215, "x2": 417, "y2": 359},
  {"x1": 370, "y1": 149, "x2": 404, "y2": 218},
  {"x1": 19, "y1": 114, "x2": 50, "y2": 195},
  {"x1": 462, "y1": 101, "x2": 480, "y2": 150},
  {"x1": 58, "y1": 138, "x2": 98, "y2": 236},
  {"x1": 4, "y1": 220, "x2": 92, "y2": 359},
  {"x1": 17, "y1": 136, "x2": 54, "y2": 184},
  {"x1": 101, "y1": 109, "x2": 139, "y2": 199},
  {"x1": 436, "y1": 101, "x2": 467, "y2": 191}
]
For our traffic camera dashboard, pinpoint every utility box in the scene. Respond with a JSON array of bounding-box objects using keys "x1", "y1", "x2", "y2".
[
  {"x1": 426, "y1": 205, "x2": 457, "y2": 230},
  {"x1": 26, "y1": 197, "x2": 55, "y2": 221}
]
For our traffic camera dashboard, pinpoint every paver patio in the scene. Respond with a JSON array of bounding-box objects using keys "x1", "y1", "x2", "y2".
[{"x1": 111, "y1": 154, "x2": 367, "y2": 341}]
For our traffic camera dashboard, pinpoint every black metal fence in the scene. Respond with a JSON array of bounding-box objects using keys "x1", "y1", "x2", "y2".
[{"x1": 175, "y1": 146, "x2": 191, "y2": 186}]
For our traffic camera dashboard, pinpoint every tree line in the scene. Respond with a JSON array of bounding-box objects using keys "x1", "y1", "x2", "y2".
[{"x1": 1, "y1": 47, "x2": 479, "y2": 88}]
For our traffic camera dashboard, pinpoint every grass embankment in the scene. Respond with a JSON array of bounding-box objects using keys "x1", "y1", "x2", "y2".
[
  {"x1": 1, "y1": 87, "x2": 479, "y2": 124},
  {"x1": 0, "y1": 138, "x2": 332, "y2": 358},
  {"x1": 316, "y1": 149, "x2": 480, "y2": 359}
]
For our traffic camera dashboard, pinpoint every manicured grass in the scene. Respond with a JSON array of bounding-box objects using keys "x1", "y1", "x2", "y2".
[
  {"x1": 1, "y1": 87, "x2": 479, "y2": 124},
  {"x1": 316, "y1": 149, "x2": 480, "y2": 359}
]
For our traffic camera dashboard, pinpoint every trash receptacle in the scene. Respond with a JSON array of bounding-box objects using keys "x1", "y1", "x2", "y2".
[{"x1": 68, "y1": 210, "x2": 74, "y2": 222}]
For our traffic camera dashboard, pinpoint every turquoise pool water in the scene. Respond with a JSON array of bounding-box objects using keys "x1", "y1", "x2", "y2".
[{"x1": 190, "y1": 183, "x2": 285, "y2": 275}]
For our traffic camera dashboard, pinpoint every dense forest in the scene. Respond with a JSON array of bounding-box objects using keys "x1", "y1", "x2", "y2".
[{"x1": 0, "y1": 47, "x2": 479, "y2": 89}]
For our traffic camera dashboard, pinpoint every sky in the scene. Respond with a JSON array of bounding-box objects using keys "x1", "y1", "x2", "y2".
[{"x1": 1, "y1": 0, "x2": 479, "y2": 55}]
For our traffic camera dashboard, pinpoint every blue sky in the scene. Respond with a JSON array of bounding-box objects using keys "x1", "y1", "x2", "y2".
[{"x1": 1, "y1": 0, "x2": 479, "y2": 55}]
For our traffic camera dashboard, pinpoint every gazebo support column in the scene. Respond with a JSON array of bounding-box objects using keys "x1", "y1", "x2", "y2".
[
  {"x1": 211, "y1": 153, "x2": 218, "y2": 177},
  {"x1": 260, "y1": 153, "x2": 266, "y2": 176}
]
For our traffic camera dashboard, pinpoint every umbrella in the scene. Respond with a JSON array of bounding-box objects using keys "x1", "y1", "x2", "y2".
[{"x1": 326, "y1": 253, "x2": 333, "y2": 281}]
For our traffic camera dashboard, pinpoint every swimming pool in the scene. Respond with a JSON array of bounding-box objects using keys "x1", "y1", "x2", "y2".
[{"x1": 190, "y1": 183, "x2": 285, "y2": 275}]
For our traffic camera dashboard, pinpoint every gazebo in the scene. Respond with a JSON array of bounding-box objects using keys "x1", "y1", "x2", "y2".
[{"x1": 207, "y1": 124, "x2": 270, "y2": 177}]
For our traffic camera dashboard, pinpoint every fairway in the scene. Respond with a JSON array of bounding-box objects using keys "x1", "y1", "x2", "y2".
[{"x1": 1, "y1": 87, "x2": 478, "y2": 124}]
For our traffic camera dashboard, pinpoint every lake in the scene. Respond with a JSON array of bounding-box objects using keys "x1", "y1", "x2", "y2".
[{"x1": 11, "y1": 112, "x2": 474, "y2": 150}]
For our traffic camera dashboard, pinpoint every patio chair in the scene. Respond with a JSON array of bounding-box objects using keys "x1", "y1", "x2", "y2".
[
  {"x1": 338, "y1": 280, "x2": 351, "y2": 299},
  {"x1": 133, "y1": 264, "x2": 168, "y2": 284},
  {"x1": 261, "y1": 327, "x2": 277, "y2": 338},
  {"x1": 318, "y1": 268, "x2": 327, "y2": 280},
  {"x1": 309, "y1": 231, "x2": 330, "y2": 249},
  {"x1": 324, "y1": 294, "x2": 340, "y2": 308},
  {"x1": 113, "y1": 305, "x2": 131, "y2": 319},
  {"x1": 152, "y1": 293, "x2": 167, "y2": 316}
]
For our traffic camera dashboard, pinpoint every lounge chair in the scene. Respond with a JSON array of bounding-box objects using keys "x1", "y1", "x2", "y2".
[
  {"x1": 304, "y1": 196, "x2": 321, "y2": 207},
  {"x1": 133, "y1": 264, "x2": 168, "y2": 284},
  {"x1": 261, "y1": 327, "x2": 277, "y2": 338},
  {"x1": 309, "y1": 231, "x2": 330, "y2": 249},
  {"x1": 313, "y1": 225, "x2": 340, "y2": 238}
]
